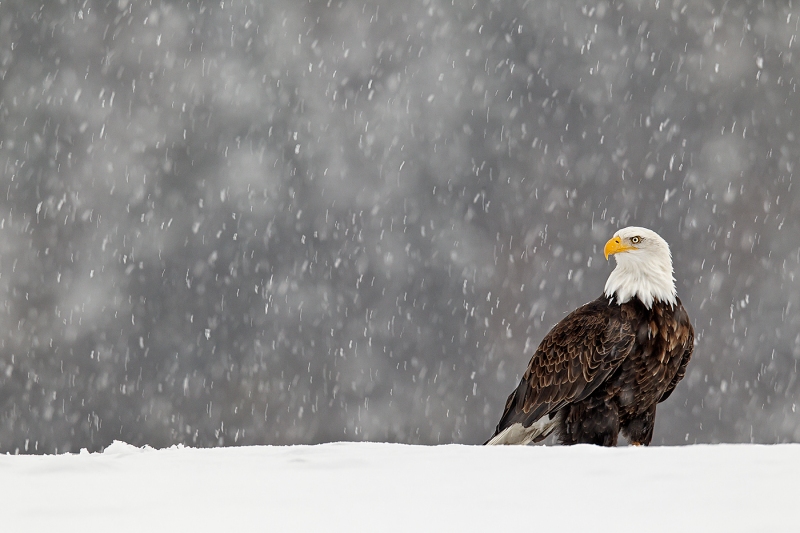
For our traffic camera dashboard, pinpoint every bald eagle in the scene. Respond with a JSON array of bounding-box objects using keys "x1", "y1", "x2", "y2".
[{"x1": 486, "y1": 227, "x2": 694, "y2": 446}]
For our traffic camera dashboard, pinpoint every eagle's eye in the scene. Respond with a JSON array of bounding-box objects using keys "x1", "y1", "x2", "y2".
[{"x1": 631, "y1": 236, "x2": 641, "y2": 244}]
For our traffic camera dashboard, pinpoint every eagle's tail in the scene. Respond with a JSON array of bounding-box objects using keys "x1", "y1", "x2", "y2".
[{"x1": 484, "y1": 416, "x2": 558, "y2": 445}]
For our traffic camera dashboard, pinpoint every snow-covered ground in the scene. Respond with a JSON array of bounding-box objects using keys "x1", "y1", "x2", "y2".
[{"x1": 3, "y1": 441, "x2": 797, "y2": 532}]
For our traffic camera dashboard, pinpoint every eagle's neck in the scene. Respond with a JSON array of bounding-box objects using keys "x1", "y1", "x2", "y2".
[{"x1": 604, "y1": 250, "x2": 677, "y2": 309}]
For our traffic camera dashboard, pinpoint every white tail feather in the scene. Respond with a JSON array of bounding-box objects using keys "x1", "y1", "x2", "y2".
[{"x1": 485, "y1": 417, "x2": 558, "y2": 445}]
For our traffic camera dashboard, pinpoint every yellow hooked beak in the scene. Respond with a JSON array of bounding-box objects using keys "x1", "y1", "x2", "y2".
[{"x1": 604, "y1": 236, "x2": 634, "y2": 260}]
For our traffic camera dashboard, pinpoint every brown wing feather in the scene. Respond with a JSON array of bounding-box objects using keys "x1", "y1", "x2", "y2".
[
  {"x1": 490, "y1": 296, "x2": 636, "y2": 438},
  {"x1": 658, "y1": 299, "x2": 695, "y2": 403}
]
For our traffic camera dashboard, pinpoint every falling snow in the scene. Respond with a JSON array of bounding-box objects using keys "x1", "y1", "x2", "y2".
[{"x1": 0, "y1": 1, "x2": 798, "y2": 453}]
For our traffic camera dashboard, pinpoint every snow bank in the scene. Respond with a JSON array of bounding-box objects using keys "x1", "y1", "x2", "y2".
[{"x1": 3, "y1": 442, "x2": 796, "y2": 532}]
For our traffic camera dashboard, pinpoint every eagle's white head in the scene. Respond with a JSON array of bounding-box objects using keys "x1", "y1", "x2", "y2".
[{"x1": 603, "y1": 226, "x2": 677, "y2": 309}]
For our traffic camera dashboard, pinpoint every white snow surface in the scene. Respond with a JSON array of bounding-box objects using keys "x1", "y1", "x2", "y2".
[{"x1": 3, "y1": 441, "x2": 797, "y2": 532}]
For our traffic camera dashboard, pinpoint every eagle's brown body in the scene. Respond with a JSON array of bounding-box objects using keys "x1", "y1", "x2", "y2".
[{"x1": 487, "y1": 294, "x2": 694, "y2": 446}]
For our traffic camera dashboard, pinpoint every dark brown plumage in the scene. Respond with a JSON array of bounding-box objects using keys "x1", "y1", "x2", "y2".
[{"x1": 485, "y1": 227, "x2": 694, "y2": 446}]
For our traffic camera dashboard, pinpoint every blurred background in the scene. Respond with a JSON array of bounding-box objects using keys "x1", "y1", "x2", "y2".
[{"x1": 0, "y1": 0, "x2": 798, "y2": 453}]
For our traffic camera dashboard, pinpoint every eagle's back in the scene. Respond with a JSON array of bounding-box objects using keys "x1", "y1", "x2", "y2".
[
  {"x1": 601, "y1": 297, "x2": 694, "y2": 418},
  {"x1": 566, "y1": 297, "x2": 694, "y2": 445}
]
